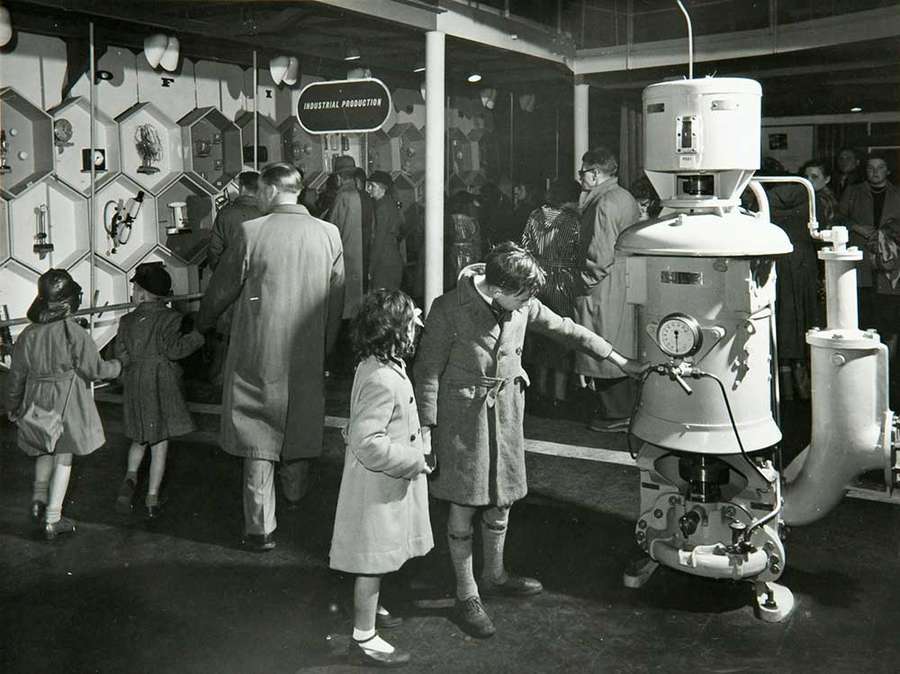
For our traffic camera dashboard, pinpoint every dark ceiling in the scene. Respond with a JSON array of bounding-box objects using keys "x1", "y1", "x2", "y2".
[{"x1": 3, "y1": 0, "x2": 899, "y2": 117}]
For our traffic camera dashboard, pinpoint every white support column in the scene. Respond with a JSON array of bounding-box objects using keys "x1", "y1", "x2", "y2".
[
  {"x1": 574, "y1": 81, "x2": 589, "y2": 176},
  {"x1": 424, "y1": 30, "x2": 445, "y2": 314}
]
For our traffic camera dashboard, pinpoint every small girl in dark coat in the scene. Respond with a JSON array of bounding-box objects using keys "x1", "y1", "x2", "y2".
[
  {"x1": 5, "y1": 269, "x2": 122, "y2": 540},
  {"x1": 114, "y1": 263, "x2": 204, "y2": 518},
  {"x1": 330, "y1": 289, "x2": 433, "y2": 668}
]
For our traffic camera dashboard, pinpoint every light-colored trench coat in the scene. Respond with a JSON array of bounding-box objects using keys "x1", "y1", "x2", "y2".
[
  {"x1": 197, "y1": 204, "x2": 345, "y2": 462},
  {"x1": 329, "y1": 356, "x2": 433, "y2": 574},
  {"x1": 5, "y1": 318, "x2": 121, "y2": 456},
  {"x1": 414, "y1": 266, "x2": 616, "y2": 507},
  {"x1": 573, "y1": 177, "x2": 640, "y2": 379}
]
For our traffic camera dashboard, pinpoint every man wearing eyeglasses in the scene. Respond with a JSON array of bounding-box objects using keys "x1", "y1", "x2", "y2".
[{"x1": 574, "y1": 148, "x2": 642, "y2": 432}]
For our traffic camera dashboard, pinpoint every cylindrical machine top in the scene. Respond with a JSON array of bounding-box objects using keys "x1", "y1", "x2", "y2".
[{"x1": 643, "y1": 77, "x2": 761, "y2": 174}]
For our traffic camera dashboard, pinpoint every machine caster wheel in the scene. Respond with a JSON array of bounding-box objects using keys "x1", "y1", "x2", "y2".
[
  {"x1": 623, "y1": 557, "x2": 659, "y2": 589},
  {"x1": 754, "y1": 581, "x2": 794, "y2": 622}
]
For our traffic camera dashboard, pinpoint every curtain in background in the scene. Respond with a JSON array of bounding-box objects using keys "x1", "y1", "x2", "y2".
[{"x1": 619, "y1": 101, "x2": 643, "y2": 190}]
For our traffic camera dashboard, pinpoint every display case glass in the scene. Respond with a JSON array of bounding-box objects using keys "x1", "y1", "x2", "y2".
[
  {"x1": 235, "y1": 111, "x2": 282, "y2": 167},
  {"x1": 279, "y1": 118, "x2": 324, "y2": 185},
  {"x1": 50, "y1": 97, "x2": 120, "y2": 196},
  {"x1": 179, "y1": 107, "x2": 242, "y2": 193},
  {"x1": 93, "y1": 174, "x2": 157, "y2": 269},
  {"x1": 367, "y1": 129, "x2": 393, "y2": 173},
  {"x1": 117, "y1": 101, "x2": 184, "y2": 195},
  {"x1": 8, "y1": 177, "x2": 90, "y2": 273},
  {"x1": 0, "y1": 87, "x2": 54, "y2": 199},
  {"x1": 69, "y1": 254, "x2": 130, "y2": 349},
  {"x1": 388, "y1": 123, "x2": 425, "y2": 175},
  {"x1": 449, "y1": 127, "x2": 476, "y2": 173},
  {"x1": 155, "y1": 174, "x2": 214, "y2": 264}
]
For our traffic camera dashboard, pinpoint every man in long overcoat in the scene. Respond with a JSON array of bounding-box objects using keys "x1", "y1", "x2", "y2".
[
  {"x1": 197, "y1": 163, "x2": 345, "y2": 550},
  {"x1": 326, "y1": 156, "x2": 364, "y2": 319},
  {"x1": 414, "y1": 243, "x2": 645, "y2": 638},
  {"x1": 573, "y1": 147, "x2": 641, "y2": 431}
]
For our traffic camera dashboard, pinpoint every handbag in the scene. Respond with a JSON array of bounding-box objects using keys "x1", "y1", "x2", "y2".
[{"x1": 17, "y1": 321, "x2": 77, "y2": 454}]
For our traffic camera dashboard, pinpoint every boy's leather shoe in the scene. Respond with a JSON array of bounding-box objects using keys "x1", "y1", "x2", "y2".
[
  {"x1": 30, "y1": 500, "x2": 46, "y2": 524},
  {"x1": 44, "y1": 517, "x2": 76, "y2": 541},
  {"x1": 347, "y1": 637, "x2": 410, "y2": 668},
  {"x1": 480, "y1": 575, "x2": 543, "y2": 597},
  {"x1": 375, "y1": 610, "x2": 403, "y2": 630},
  {"x1": 242, "y1": 533, "x2": 276, "y2": 552},
  {"x1": 454, "y1": 596, "x2": 495, "y2": 638}
]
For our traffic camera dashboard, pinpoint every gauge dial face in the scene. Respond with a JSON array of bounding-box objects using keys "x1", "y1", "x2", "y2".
[{"x1": 657, "y1": 313, "x2": 702, "y2": 358}]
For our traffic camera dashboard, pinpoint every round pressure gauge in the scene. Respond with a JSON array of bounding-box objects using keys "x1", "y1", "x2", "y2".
[{"x1": 657, "y1": 313, "x2": 703, "y2": 358}]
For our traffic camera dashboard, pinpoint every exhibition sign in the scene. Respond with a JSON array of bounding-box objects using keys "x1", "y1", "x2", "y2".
[{"x1": 296, "y1": 78, "x2": 392, "y2": 134}]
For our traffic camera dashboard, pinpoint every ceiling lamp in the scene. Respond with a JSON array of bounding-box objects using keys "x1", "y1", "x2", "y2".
[
  {"x1": 344, "y1": 44, "x2": 361, "y2": 61},
  {"x1": 159, "y1": 35, "x2": 180, "y2": 72},
  {"x1": 467, "y1": 72, "x2": 482, "y2": 84},
  {"x1": 413, "y1": 62, "x2": 426, "y2": 74},
  {"x1": 480, "y1": 88, "x2": 497, "y2": 110},
  {"x1": 850, "y1": 106, "x2": 863, "y2": 113},
  {"x1": 0, "y1": 4, "x2": 13, "y2": 48},
  {"x1": 269, "y1": 55, "x2": 289, "y2": 85},
  {"x1": 284, "y1": 56, "x2": 299, "y2": 85},
  {"x1": 143, "y1": 33, "x2": 168, "y2": 69}
]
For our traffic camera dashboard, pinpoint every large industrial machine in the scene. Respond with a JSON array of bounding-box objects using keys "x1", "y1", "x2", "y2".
[{"x1": 618, "y1": 74, "x2": 900, "y2": 621}]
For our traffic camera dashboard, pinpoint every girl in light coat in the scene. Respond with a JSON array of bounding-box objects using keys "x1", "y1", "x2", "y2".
[
  {"x1": 329, "y1": 289, "x2": 433, "y2": 668},
  {"x1": 4, "y1": 269, "x2": 121, "y2": 540}
]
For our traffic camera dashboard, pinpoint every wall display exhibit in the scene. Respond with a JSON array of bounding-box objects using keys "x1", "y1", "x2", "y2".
[
  {"x1": 279, "y1": 118, "x2": 324, "y2": 185},
  {"x1": 366, "y1": 129, "x2": 392, "y2": 172},
  {"x1": 388, "y1": 123, "x2": 425, "y2": 176},
  {"x1": 449, "y1": 127, "x2": 477, "y2": 173},
  {"x1": 8, "y1": 177, "x2": 90, "y2": 273},
  {"x1": 179, "y1": 107, "x2": 242, "y2": 193},
  {"x1": 117, "y1": 101, "x2": 183, "y2": 194},
  {"x1": 235, "y1": 111, "x2": 283, "y2": 166},
  {"x1": 0, "y1": 197, "x2": 9, "y2": 263},
  {"x1": 49, "y1": 97, "x2": 120, "y2": 195},
  {"x1": 94, "y1": 175, "x2": 157, "y2": 267},
  {"x1": 0, "y1": 260, "x2": 40, "y2": 340},
  {"x1": 68, "y1": 254, "x2": 130, "y2": 347},
  {"x1": 467, "y1": 128, "x2": 495, "y2": 178},
  {"x1": 154, "y1": 174, "x2": 214, "y2": 263},
  {"x1": 391, "y1": 171, "x2": 424, "y2": 220},
  {"x1": 0, "y1": 87, "x2": 54, "y2": 199}
]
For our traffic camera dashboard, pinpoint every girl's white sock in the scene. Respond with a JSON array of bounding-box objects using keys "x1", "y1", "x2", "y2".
[{"x1": 352, "y1": 631, "x2": 394, "y2": 654}]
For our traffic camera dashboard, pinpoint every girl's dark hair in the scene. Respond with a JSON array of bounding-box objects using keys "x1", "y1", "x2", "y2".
[
  {"x1": 484, "y1": 241, "x2": 546, "y2": 297},
  {"x1": 351, "y1": 289, "x2": 419, "y2": 363}
]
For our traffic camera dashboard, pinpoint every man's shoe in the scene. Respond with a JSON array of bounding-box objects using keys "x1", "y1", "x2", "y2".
[
  {"x1": 242, "y1": 532, "x2": 276, "y2": 552},
  {"x1": 44, "y1": 517, "x2": 76, "y2": 541},
  {"x1": 347, "y1": 636, "x2": 410, "y2": 668},
  {"x1": 375, "y1": 610, "x2": 404, "y2": 630},
  {"x1": 454, "y1": 596, "x2": 495, "y2": 638},
  {"x1": 587, "y1": 416, "x2": 631, "y2": 433},
  {"x1": 115, "y1": 478, "x2": 136, "y2": 514},
  {"x1": 480, "y1": 574, "x2": 543, "y2": 598},
  {"x1": 30, "y1": 500, "x2": 46, "y2": 524},
  {"x1": 144, "y1": 495, "x2": 168, "y2": 520}
]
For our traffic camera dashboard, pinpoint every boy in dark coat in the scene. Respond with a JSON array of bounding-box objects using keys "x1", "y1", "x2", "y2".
[
  {"x1": 114, "y1": 262, "x2": 204, "y2": 518},
  {"x1": 413, "y1": 242, "x2": 646, "y2": 638}
]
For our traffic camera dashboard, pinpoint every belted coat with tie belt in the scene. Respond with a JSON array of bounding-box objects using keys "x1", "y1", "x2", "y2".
[{"x1": 413, "y1": 264, "x2": 616, "y2": 507}]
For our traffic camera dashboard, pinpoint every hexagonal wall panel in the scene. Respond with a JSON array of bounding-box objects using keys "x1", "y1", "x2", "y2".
[
  {"x1": 133, "y1": 247, "x2": 198, "y2": 297},
  {"x1": 235, "y1": 111, "x2": 282, "y2": 167},
  {"x1": 0, "y1": 197, "x2": 9, "y2": 263},
  {"x1": 8, "y1": 177, "x2": 90, "y2": 273},
  {"x1": 389, "y1": 123, "x2": 425, "y2": 175},
  {"x1": 49, "y1": 97, "x2": 120, "y2": 196},
  {"x1": 117, "y1": 101, "x2": 184, "y2": 195},
  {"x1": 0, "y1": 87, "x2": 54, "y2": 199},
  {"x1": 279, "y1": 118, "x2": 324, "y2": 184},
  {"x1": 155, "y1": 174, "x2": 214, "y2": 264},
  {"x1": 0, "y1": 260, "x2": 40, "y2": 340},
  {"x1": 69, "y1": 255, "x2": 129, "y2": 349},
  {"x1": 94, "y1": 175, "x2": 157, "y2": 270},
  {"x1": 179, "y1": 107, "x2": 242, "y2": 193}
]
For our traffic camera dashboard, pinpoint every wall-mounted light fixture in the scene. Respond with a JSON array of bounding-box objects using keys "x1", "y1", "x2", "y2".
[
  {"x1": 144, "y1": 33, "x2": 179, "y2": 72},
  {"x1": 0, "y1": 3, "x2": 13, "y2": 48},
  {"x1": 283, "y1": 56, "x2": 299, "y2": 85},
  {"x1": 159, "y1": 36, "x2": 180, "y2": 72}
]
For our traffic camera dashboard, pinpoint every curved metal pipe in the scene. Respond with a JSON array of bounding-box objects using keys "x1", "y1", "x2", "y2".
[
  {"x1": 649, "y1": 538, "x2": 768, "y2": 580},
  {"x1": 747, "y1": 180, "x2": 770, "y2": 225},
  {"x1": 752, "y1": 175, "x2": 820, "y2": 240},
  {"x1": 675, "y1": 0, "x2": 693, "y2": 80}
]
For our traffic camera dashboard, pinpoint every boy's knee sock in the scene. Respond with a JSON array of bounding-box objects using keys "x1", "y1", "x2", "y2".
[
  {"x1": 46, "y1": 462, "x2": 72, "y2": 524},
  {"x1": 32, "y1": 480, "x2": 50, "y2": 504},
  {"x1": 480, "y1": 507, "x2": 510, "y2": 585},
  {"x1": 447, "y1": 526, "x2": 478, "y2": 600},
  {"x1": 33, "y1": 455, "x2": 53, "y2": 503}
]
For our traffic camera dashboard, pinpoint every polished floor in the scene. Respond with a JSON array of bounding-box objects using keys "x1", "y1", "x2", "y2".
[{"x1": 1, "y1": 376, "x2": 899, "y2": 673}]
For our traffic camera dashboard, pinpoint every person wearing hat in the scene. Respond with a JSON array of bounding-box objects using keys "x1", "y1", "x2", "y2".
[
  {"x1": 325, "y1": 155, "x2": 364, "y2": 321},
  {"x1": 113, "y1": 262, "x2": 205, "y2": 519},
  {"x1": 4, "y1": 269, "x2": 122, "y2": 540},
  {"x1": 366, "y1": 170, "x2": 405, "y2": 292},
  {"x1": 197, "y1": 163, "x2": 345, "y2": 551}
]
